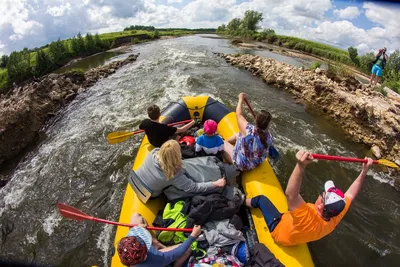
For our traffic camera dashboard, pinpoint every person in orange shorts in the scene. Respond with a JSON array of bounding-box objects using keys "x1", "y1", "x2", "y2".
[{"x1": 245, "y1": 150, "x2": 373, "y2": 246}]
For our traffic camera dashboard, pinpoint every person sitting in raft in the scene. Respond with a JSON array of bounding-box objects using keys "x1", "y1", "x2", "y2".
[
  {"x1": 223, "y1": 92, "x2": 273, "y2": 171},
  {"x1": 139, "y1": 104, "x2": 195, "y2": 147},
  {"x1": 245, "y1": 150, "x2": 373, "y2": 246},
  {"x1": 117, "y1": 212, "x2": 202, "y2": 267},
  {"x1": 195, "y1": 119, "x2": 224, "y2": 155},
  {"x1": 136, "y1": 139, "x2": 226, "y2": 198}
]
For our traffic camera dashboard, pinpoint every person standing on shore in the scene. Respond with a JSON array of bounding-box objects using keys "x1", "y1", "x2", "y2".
[{"x1": 369, "y1": 47, "x2": 388, "y2": 88}]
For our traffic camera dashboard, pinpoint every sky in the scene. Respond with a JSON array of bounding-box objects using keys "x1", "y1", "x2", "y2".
[{"x1": 0, "y1": 0, "x2": 399, "y2": 56}]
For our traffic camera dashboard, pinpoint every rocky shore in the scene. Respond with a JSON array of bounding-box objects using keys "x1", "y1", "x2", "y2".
[
  {"x1": 219, "y1": 53, "x2": 400, "y2": 167},
  {"x1": 0, "y1": 54, "x2": 139, "y2": 170}
]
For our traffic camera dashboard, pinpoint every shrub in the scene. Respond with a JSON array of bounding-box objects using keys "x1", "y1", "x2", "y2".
[
  {"x1": 67, "y1": 68, "x2": 85, "y2": 75},
  {"x1": 308, "y1": 61, "x2": 322, "y2": 70},
  {"x1": 131, "y1": 37, "x2": 140, "y2": 44}
]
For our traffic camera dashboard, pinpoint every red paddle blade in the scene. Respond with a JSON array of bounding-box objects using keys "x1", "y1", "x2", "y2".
[{"x1": 57, "y1": 203, "x2": 92, "y2": 221}]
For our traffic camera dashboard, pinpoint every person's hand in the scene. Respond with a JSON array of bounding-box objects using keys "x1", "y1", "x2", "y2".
[
  {"x1": 238, "y1": 92, "x2": 246, "y2": 101},
  {"x1": 213, "y1": 178, "x2": 226, "y2": 188},
  {"x1": 296, "y1": 151, "x2": 313, "y2": 168},
  {"x1": 190, "y1": 225, "x2": 202, "y2": 238},
  {"x1": 362, "y1": 157, "x2": 373, "y2": 173}
]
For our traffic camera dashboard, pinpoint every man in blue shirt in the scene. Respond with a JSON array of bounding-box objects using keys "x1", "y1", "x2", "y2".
[{"x1": 117, "y1": 213, "x2": 201, "y2": 267}]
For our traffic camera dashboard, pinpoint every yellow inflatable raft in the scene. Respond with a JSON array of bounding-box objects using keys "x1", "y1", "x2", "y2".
[{"x1": 111, "y1": 96, "x2": 313, "y2": 267}]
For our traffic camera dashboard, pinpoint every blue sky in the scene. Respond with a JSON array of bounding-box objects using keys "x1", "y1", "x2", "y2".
[{"x1": 0, "y1": 0, "x2": 399, "y2": 56}]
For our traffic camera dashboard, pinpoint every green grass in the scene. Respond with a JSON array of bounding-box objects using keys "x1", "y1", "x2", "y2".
[
  {"x1": 308, "y1": 61, "x2": 322, "y2": 71},
  {"x1": 0, "y1": 68, "x2": 8, "y2": 91},
  {"x1": 275, "y1": 35, "x2": 352, "y2": 65}
]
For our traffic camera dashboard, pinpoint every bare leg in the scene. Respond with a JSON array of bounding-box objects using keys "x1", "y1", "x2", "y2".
[
  {"x1": 245, "y1": 198, "x2": 252, "y2": 208},
  {"x1": 375, "y1": 76, "x2": 380, "y2": 87},
  {"x1": 222, "y1": 141, "x2": 234, "y2": 164},
  {"x1": 130, "y1": 213, "x2": 147, "y2": 226},
  {"x1": 227, "y1": 133, "x2": 239, "y2": 145},
  {"x1": 173, "y1": 248, "x2": 192, "y2": 267},
  {"x1": 369, "y1": 74, "x2": 375, "y2": 86}
]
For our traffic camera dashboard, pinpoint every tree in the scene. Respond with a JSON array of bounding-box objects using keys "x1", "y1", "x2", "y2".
[
  {"x1": 85, "y1": 33, "x2": 96, "y2": 54},
  {"x1": 7, "y1": 48, "x2": 31, "y2": 82},
  {"x1": 383, "y1": 49, "x2": 400, "y2": 86},
  {"x1": 94, "y1": 33, "x2": 104, "y2": 50},
  {"x1": 359, "y1": 52, "x2": 375, "y2": 73},
  {"x1": 35, "y1": 50, "x2": 53, "y2": 76},
  {"x1": 0, "y1": 55, "x2": 9, "y2": 68},
  {"x1": 217, "y1": 24, "x2": 226, "y2": 33},
  {"x1": 227, "y1": 18, "x2": 241, "y2": 35},
  {"x1": 49, "y1": 38, "x2": 68, "y2": 63},
  {"x1": 241, "y1": 10, "x2": 263, "y2": 32},
  {"x1": 348, "y1": 46, "x2": 359, "y2": 66},
  {"x1": 154, "y1": 29, "x2": 160, "y2": 39}
]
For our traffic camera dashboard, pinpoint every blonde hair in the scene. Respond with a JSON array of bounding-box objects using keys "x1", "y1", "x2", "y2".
[{"x1": 157, "y1": 140, "x2": 182, "y2": 180}]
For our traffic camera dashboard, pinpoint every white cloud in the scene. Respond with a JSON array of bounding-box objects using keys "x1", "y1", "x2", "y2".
[
  {"x1": 0, "y1": 0, "x2": 398, "y2": 56},
  {"x1": 364, "y1": 2, "x2": 400, "y2": 39},
  {"x1": 333, "y1": 6, "x2": 361, "y2": 19},
  {"x1": 46, "y1": 3, "x2": 72, "y2": 17}
]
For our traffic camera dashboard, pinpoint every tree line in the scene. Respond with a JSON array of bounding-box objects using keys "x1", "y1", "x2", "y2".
[
  {"x1": 4, "y1": 33, "x2": 109, "y2": 84},
  {"x1": 124, "y1": 25, "x2": 156, "y2": 31}
]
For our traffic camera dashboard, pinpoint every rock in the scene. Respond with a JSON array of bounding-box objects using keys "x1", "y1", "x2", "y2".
[
  {"x1": 0, "y1": 53, "x2": 139, "y2": 166},
  {"x1": 371, "y1": 145, "x2": 382, "y2": 158},
  {"x1": 314, "y1": 67, "x2": 321, "y2": 74}
]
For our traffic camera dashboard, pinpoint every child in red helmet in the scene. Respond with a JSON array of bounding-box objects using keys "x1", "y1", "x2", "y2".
[
  {"x1": 117, "y1": 213, "x2": 202, "y2": 267},
  {"x1": 195, "y1": 119, "x2": 224, "y2": 155}
]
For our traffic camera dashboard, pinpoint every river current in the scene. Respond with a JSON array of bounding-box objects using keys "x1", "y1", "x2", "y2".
[{"x1": 0, "y1": 35, "x2": 399, "y2": 266}]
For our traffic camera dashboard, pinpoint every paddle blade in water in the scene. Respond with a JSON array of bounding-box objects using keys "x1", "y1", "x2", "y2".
[
  {"x1": 377, "y1": 159, "x2": 399, "y2": 169},
  {"x1": 268, "y1": 146, "x2": 280, "y2": 160},
  {"x1": 107, "y1": 131, "x2": 138, "y2": 144},
  {"x1": 58, "y1": 203, "x2": 91, "y2": 221}
]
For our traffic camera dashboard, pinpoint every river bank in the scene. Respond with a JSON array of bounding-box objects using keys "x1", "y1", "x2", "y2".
[
  {"x1": 230, "y1": 40, "x2": 372, "y2": 83},
  {"x1": 0, "y1": 54, "x2": 139, "y2": 183},
  {"x1": 219, "y1": 53, "x2": 400, "y2": 171}
]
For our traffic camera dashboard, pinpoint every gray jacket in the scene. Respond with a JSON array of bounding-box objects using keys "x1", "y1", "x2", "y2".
[{"x1": 136, "y1": 148, "x2": 215, "y2": 197}]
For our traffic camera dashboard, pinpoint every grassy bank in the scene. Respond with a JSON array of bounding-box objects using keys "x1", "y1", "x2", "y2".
[{"x1": 0, "y1": 27, "x2": 215, "y2": 93}]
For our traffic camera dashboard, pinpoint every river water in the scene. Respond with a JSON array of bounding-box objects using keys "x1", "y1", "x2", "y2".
[{"x1": 0, "y1": 35, "x2": 399, "y2": 267}]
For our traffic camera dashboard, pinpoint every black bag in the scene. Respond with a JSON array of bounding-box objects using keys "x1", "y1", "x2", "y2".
[
  {"x1": 246, "y1": 243, "x2": 285, "y2": 267},
  {"x1": 180, "y1": 143, "x2": 196, "y2": 159}
]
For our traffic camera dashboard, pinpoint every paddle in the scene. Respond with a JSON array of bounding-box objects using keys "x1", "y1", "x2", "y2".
[
  {"x1": 57, "y1": 203, "x2": 193, "y2": 233},
  {"x1": 107, "y1": 119, "x2": 193, "y2": 144},
  {"x1": 312, "y1": 154, "x2": 399, "y2": 169},
  {"x1": 243, "y1": 96, "x2": 280, "y2": 159}
]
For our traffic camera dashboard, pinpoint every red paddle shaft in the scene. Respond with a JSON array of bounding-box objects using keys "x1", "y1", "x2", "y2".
[
  {"x1": 312, "y1": 154, "x2": 378, "y2": 164},
  {"x1": 58, "y1": 203, "x2": 193, "y2": 233},
  {"x1": 131, "y1": 119, "x2": 193, "y2": 135},
  {"x1": 243, "y1": 97, "x2": 257, "y2": 119}
]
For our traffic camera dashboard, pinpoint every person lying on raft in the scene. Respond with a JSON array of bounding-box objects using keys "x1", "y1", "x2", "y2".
[
  {"x1": 223, "y1": 92, "x2": 273, "y2": 171},
  {"x1": 139, "y1": 104, "x2": 195, "y2": 147},
  {"x1": 117, "y1": 212, "x2": 202, "y2": 267},
  {"x1": 246, "y1": 150, "x2": 373, "y2": 246},
  {"x1": 136, "y1": 139, "x2": 226, "y2": 198}
]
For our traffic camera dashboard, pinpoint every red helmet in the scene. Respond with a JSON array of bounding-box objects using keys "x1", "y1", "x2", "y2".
[{"x1": 179, "y1": 136, "x2": 195, "y2": 146}]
